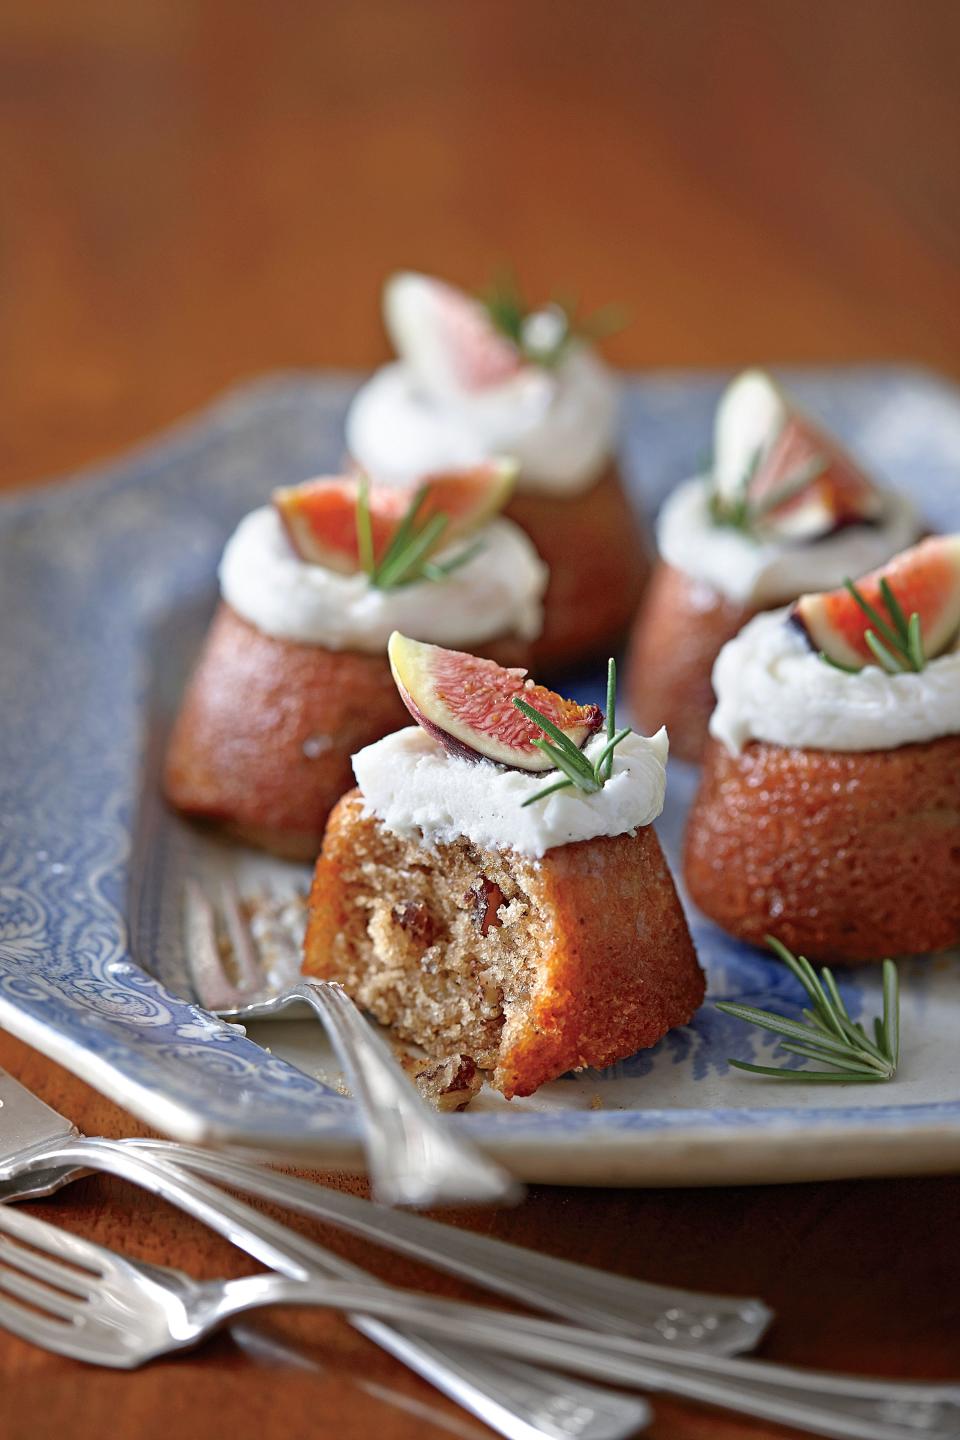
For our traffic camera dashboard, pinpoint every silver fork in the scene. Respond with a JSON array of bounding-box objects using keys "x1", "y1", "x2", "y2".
[
  {"x1": 0, "y1": 1203, "x2": 651, "y2": 1440},
  {"x1": 124, "y1": 1139, "x2": 773, "y2": 1351},
  {"x1": 0, "y1": 1133, "x2": 648, "y2": 1440},
  {"x1": 184, "y1": 878, "x2": 520, "y2": 1208},
  {"x1": 2, "y1": 1205, "x2": 958, "y2": 1440},
  {"x1": 0, "y1": 1069, "x2": 772, "y2": 1355}
]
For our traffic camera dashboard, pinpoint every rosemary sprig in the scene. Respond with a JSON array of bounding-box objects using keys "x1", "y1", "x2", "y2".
[
  {"x1": 355, "y1": 476, "x2": 483, "y2": 590},
  {"x1": 514, "y1": 658, "x2": 631, "y2": 807},
  {"x1": 819, "y1": 576, "x2": 926, "y2": 675},
  {"x1": 480, "y1": 270, "x2": 626, "y2": 368},
  {"x1": 717, "y1": 936, "x2": 900, "y2": 1083}
]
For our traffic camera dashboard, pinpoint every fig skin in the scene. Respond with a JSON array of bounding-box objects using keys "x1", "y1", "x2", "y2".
[{"x1": 397, "y1": 683, "x2": 512, "y2": 768}]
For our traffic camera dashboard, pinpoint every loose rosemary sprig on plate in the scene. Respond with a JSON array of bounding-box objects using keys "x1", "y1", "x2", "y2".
[
  {"x1": 513, "y1": 658, "x2": 631, "y2": 807},
  {"x1": 355, "y1": 476, "x2": 482, "y2": 591},
  {"x1": 480, "y1": 270, "x2": 626, "y2": 368},
  {"x1": 819, "y1": 576, "x2": 926, "y2": 675},
  {"x1": 717, "y1": 936, "x2": 900, "y2": 1083}
]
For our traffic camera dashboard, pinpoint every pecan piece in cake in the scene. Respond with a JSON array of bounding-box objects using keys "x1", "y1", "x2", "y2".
[
  {"x1": 466, "y1": 876, "x2": 507, "y2": 936},
  {"x1": 391, "y1": 899, "x2": 436, "y2": 947},
  {"x1": 415, "y1": 1053, "x2": 483, "y2": 1112}
]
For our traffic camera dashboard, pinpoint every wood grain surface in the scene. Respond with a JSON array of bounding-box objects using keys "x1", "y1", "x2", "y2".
[{"x1": 2, "y1": 2, "x2": 960, "y2": 1436}]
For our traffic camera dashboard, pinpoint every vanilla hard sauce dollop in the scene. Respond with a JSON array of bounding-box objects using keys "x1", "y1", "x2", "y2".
[
  {"x1": 346, "y1": 347, "x2": 620, "y2": 498},
  {"x1": 353, "y1": 725, "x2": 669, "y2": 859},
  {"x1": 657, "y1": 478, "x2": 921, "y2": 608},
  {"x1": 709, "y1": 608, "x2": 960, "y2": 753},
  {"x1": 219, "y1": 506, "x2": 547, "y2": 652}
]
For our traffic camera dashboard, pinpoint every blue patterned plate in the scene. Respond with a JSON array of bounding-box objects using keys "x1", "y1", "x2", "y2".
[{"x1": 2, "y1": 367, "x2": 959, "y2": 1185}]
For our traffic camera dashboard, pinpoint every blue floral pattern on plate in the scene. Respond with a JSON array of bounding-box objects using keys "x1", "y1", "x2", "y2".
[{"x1": 1, "y1": 367, "x2": 958, "y2": 1182}]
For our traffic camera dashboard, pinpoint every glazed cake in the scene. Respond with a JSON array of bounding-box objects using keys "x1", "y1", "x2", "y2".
[
  {"x1": 684, "y1": 536, "x2": 960, "y2": 962},
  {"x1": 165, "y1": 465, "x2": 547, "y2": 859},
  {"x1": 627, "y1": 370, "x2": 921, "y2": 760},
  {"x1": 304, "y1": 634, "x2": 704, "y2": 1098},
  {"x1": 345, "y1": 271, "x2": 650, "y2": 669}
]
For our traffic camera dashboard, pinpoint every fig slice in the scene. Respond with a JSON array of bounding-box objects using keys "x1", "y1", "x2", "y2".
[
  {"x1": 388, "y1": 632, "x2": 603, "y2": 771},
  {"x1": 712, "y1": 369, "x2": 882, "y2": 540},
  {"x1": 713, "y1": 369, "x2": 790, "y2": 503},
  {"x1": 747, "y1": 415, "x2": 884, "y2": 542},
  {"x1": 273, "y1": 460, "x2": 517, "y2": 572},
  {"x1": 792, "y1": 534, "x2": 960, "y2": 669},
  {"x1": 384, "y1": 272, "x2": 524, "y2": 398}
]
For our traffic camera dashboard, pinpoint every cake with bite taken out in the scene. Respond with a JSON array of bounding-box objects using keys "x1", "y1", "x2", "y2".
[
  {"x1": 303, "y1": 633, "x2": 704, "y2": 1099},
  {"x1": 345, "y1": 271, "x2": 650, "y2": 670},
  {"x1": 626, "y1": 370, "x2": 922, "y2": 760},
  {"x1": 684, "y1": 535, "x2": 960, "y2": 962},
  {"x1": 164, "y1": 463, "x2": 547, "y2": 859}
]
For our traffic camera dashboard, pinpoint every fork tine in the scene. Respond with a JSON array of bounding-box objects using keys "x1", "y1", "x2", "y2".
[
  {"x1": 0, "y1": 1205, "x2": 105, "y2": 1273},
  {"x1": 0, "y1": 1235, "x2": 96, "y2": 1297},
  {"x1": 220, "y1": 879, "x2": 265, "y2": 993},
  {"x1": 0, "y1": 1292, "x2": 82, "y2": 1350},
  {"x1": 183, "y1": 879, "x2": 245, "y2": 1010},
  {"x1": 0, "y1": 1267, "x2": 87, "y2": 1320}
]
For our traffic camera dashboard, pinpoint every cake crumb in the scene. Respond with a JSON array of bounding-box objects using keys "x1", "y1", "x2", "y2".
[{"x1": 590, "y1": 1094, "x2": 604, "y2": 1110}]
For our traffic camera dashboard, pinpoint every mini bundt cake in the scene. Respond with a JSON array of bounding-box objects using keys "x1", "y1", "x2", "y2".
[
  {"x1": 345, "y1": 270, "x2": 650, "y2": 670},
  {"x1": 684, "y1": 536, "x2": 960, "y2": 962},
  {"x1": 304, "y1": 634, "x2": 704, "y2": 1098},
  {"x1": 165, "y1": 464, "x2": 546, "y2": 859}
]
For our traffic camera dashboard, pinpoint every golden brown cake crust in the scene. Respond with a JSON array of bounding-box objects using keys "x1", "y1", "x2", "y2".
[
  {"x1": 164, "y1": 604, "x2": 530, "y2": 859},
  {"x1": 625, "y1": 561, "x2": 754, "y2": 762},
  {"x1": 684, "y1": 735, "x2": 960, "y2": 963},
  {"x1": 305, "y1": 791, "x2": 704, "y2": 1098},
  {"x1": 507, "y1": 463, "x2": 650, "y2": 670},
  {"x1": 493, "y1": 823, "x2": 705, "y2": 1097}
]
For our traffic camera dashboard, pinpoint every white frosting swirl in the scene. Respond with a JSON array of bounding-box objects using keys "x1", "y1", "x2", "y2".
[
  {"x1": 353, "y1": 725, "x2": 669, "y2": 859},
  {"x1": 657, "y1": 477, "x2": 921, "y2": 607},
  {"x1": 346, "y1": 348, "x2": 620, "y2": 497},
  {"x1": 219, "y1": 506, "x2": 547, "y2": 652},
  {"x1": 710, "y1": 607, "x2": 960, "y2": 753}
]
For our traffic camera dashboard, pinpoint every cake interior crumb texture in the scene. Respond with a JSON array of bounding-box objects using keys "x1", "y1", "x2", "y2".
[{"x1": 305, "y1": 791, "x2": 704, "y2": 1099}]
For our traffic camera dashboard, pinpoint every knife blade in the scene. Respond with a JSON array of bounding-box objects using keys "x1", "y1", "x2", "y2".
[{"x1": 0, "y1": 1067, "x2": 79, "y2": 1190}]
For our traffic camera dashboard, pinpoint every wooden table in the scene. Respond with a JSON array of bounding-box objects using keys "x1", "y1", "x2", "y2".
[{"x1": 2, "y1": 3, "x2": 959, "y2": 1436}]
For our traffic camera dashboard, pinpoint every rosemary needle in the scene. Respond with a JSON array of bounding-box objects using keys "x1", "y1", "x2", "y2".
[
  {"x1": 717, "y1": 936, "x2": 901, "y2": 1083},
  {"x1": 355, "y1": 479, "x2": 484, "y2": 590},
  {"x1": 825, "y1": 576, "x2": 928, "y2": 675},
  {"x1": 480, "y1": 270, "x2": 625, "y2": 367},
  {"x1": 515, "y1": 657, "x2": 631, "y2": 806}
]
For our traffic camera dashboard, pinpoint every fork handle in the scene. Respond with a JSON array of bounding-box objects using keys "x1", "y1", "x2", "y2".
[
  {"x1": 206, "y1": 1272, "x2": 960, "y2": 1440},
  {"x1": 293, "y1": 980, "x2": 521, "y2": 1207},
  {"x1": 128, "y1": 1138, "x2": 771, "y2": 1354},
  {"x1": 17, "y1": 1138, "x2": 647, "y2": 1440}
]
